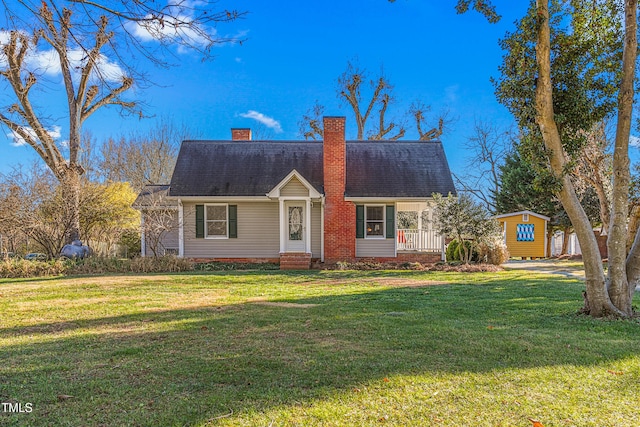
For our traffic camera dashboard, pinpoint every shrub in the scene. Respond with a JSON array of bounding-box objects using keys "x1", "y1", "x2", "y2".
[
  {"x1": 194, "y1": 261, "x2": 279, "y2": 271},
  {"x1": 446, "y1": 239, "x2": 479, "y2": 263},
  {"x1": 478, "y1": 241, "x2": 510, "y2": 265},
  {"x1": 68, "y1": 256, "x2": 193, "y2": 275},
  {"x1": 0, "y1": 258, "x2": 67, "y2": 278}
]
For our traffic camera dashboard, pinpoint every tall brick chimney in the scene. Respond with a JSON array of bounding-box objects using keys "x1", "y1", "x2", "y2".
[
  {"x1": 323, "y1": 116, "x2": 356, "y2": 261},
  {"x1": 231, "y1": 128, "x2": 252, "y2": 141}
]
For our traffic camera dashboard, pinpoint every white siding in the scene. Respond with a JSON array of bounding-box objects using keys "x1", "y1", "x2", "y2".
[
  {"x1": 183, "y1": 202, "x2": 280, "y2": 258},
  {"x1": 356, "y1": 239, "x2": 395, "y2": 257}
]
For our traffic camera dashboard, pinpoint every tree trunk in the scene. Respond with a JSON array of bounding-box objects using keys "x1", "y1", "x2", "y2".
[
  {"x1": 627, "y1": 204, "x2": 640, "y2": 252},
  {"x1": 627, "y1": 228, "x2": 640, "y2": 296},
  {"x1": 561, "y1": 227, "x2": 571, "y2": 255},
  {"x1": 534, "y1": 1, "x2": 621, "y2": 317},
  {"x1": 60, "y1": 166, "x2": 81, "y2": 244},
  {"x1": 606, "y1": 0, "x2": 637, "y2": 316},
  {"x1": 593, "y1": 179, "x2": 611, "y2": 236}
]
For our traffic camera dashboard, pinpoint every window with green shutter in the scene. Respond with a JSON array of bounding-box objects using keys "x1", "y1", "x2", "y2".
[
  {"x1": 196, "y1": 204, "x2": 237, "y2": 239},
  {"x1": 229, "y1": 205, "x2": 237, "y2": 238},
  {"x1": 195, "y1": 205, "x2": 204, "y2": 238},
  {"x1": 356, "y1": 205, "x2": 364, "y2": 238},
  {"x1": 386, "y1": 205, "x2": 395, "y2": 239}
]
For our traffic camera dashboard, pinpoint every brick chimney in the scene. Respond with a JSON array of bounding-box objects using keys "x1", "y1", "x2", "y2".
[
  {"x1": 231, "y1": 128, "x2": 252, "y2": 141},
  {"x1": 323, "y1": 116, "x2": 356, "y2": 261}
]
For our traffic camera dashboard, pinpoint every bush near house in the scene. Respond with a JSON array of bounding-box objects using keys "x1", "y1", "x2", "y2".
[{"x1": 446, "y1": 239, "x2": 479, "y2": 263}]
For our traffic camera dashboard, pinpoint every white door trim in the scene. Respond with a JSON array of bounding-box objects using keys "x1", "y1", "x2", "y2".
[{"x1": 279, "y1": 197, "x2": 312, "y2": 254}]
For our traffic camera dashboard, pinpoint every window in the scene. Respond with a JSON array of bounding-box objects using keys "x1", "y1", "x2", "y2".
[
  {"x1": 516, "y1": 224, "x2": 534, "y2": 242},
  {"x1": 522, "y1": 213, "x2": 530, "y2": 222},
  {"x1": 366, "y1": 205, "x2": 385, "y2": 238},
  {"x1": 205, "y1": 204, "x2": 228, "y2": 238}
]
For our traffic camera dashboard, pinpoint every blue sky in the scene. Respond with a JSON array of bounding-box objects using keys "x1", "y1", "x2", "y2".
[{"x1": 1, "y1": 1, "x2": 638, "y2": 176}]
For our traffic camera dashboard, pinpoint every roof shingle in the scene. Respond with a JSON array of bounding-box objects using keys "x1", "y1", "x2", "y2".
[{"x1": 168, "y1": 140, "x2": 456, "y2": 198}]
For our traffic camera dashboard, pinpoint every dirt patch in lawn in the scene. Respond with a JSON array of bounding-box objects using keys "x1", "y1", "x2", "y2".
[
  {"x1": 369, "y1": 278, "x2": 448, "y2": 287},
  {"x1": 246, "y1": 297, "x2": 320, "y2": 308},
  {"x1": 299, "y1": 277, "x2": 447, "y2": 288}
]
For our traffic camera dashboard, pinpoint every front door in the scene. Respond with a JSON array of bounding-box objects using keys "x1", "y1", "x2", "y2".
[{"x1": 285, "y1": 201, "x2": 305, "y2": 252}]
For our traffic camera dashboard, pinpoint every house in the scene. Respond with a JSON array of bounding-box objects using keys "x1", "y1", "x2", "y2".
[
  {"x1": 138, "y1": 116, "x2": 457, "y2": 269},
  {"x1": 551, "y1": 229, "x2": 608, "y2": 258},
  {"x1": 494, "y1": 210, "x2": 550, "y2": 259}
]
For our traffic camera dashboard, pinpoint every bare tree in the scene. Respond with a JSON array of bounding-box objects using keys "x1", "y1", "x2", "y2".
[
  {"x1": 0, "y1": 164, "x2": 140, "y2": 257},
  {"x1": 0, "y1": 0, "x2": 244, "y2": 244},
  {"x1": 299, "y1": 101, "x2": 325, "y2": 140},
  {"x1": 99, "y1": 118, "x2": 195, "y2": 192},
  {"x1": 455, "y1": 120, "x2": 513, "y2": 212},
  {"x1": 408, "y1": 101, "x2": 448, "y2": 141},
  {"x1": 572, "y1": 122, "x2": 613, "y2": 234},
  {"x1": 337, "y1": 61, "x2": 404, "y2": 140},
  {"x1": 300, "y1": 62, "x2": 445, "y2": 141},
  {"x1": 0, "y1": 164, "x2": 67, "y2": 257},
  {"x1": 133, "y1": 185, "x2": 179, "y2": 258}
]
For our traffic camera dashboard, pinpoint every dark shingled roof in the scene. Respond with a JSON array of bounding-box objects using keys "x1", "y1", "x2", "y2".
[
  {"x1": 133, "y1": 185, "x2": 177, "y2": 208},
  {"x1": 345, "y1": 142, "x2": 456, "y2": 197},
  {"x1": 169, "y1": 141, "x2": 324, "y2": 197},
  {"x1": 168, "y1": 140, "x2": 456, "y2": 198}
]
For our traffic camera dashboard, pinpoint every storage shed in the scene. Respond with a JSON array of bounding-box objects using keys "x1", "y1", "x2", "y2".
[{"x1": 494, "y1": 211, "x2": 550, "y2": 259}]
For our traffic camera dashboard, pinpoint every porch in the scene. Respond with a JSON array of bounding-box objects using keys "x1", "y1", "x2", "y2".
[
  {"x1": 396, "y1": 201, "x2": 445, "y2": 258},
  {"x1": 397, "y1": 228, "x2": 444, "y2": 253}
]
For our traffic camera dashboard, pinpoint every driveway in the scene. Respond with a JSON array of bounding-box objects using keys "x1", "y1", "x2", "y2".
[
  {"x1": 504, "y1": 259, "x2": 640, "y2": 291},
  {"x1": 504, "y1": 259, "x2": 586, "y2": 280}
]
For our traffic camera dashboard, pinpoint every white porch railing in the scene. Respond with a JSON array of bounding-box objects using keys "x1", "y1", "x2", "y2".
[{"x1": 397, "y1": 229, "x2": 443, "y2": 252}]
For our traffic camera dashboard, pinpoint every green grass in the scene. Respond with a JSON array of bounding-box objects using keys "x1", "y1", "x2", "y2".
[{"x1": 1, "y1": 270, "x2": 639, "y2": 426}]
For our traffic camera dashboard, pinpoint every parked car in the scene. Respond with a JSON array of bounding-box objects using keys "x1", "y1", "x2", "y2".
[{"x1": 24, "y1": 253, "x2": 48, "y2": 261}]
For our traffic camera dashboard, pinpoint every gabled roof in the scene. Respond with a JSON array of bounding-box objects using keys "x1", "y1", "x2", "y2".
[
  {"x1": 168, "y1": 140, "x2": 456, "y2": 198},
  {"x1": 493, "y1": 210, "x2": 551, "y2": 221},
  {"x1": 266, "y1": 169, "x2": 323, "y2": 198},
  {"x1": 169, "y1": 141, "x2": 323, "y2": 197}
]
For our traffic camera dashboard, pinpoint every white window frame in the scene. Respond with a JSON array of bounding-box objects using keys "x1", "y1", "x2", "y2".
[
  {"x1": 205, "y1": 203, "x2": 229, "y2": 239},
  {"x1": 522, "y1": 213, "x2": 530, "y2": 222},
  {"x1": 365, "y1": 204, "x2": 386, "y2": 239}
]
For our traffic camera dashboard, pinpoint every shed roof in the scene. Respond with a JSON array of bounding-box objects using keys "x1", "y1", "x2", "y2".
[
  {"x1": 168, "y1": 140, "x2": 456, "y2": 198},
  {"x1": 493, "y1": 210, "x2": 551, "y2": 221}
]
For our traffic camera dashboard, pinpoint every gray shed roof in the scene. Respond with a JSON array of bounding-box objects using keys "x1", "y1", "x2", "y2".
[
  {"x1": 133, "y1": 185, "x2": 178, "y2": 208},
  {"x1": 168, "y1": 140, "x2": 456, "y2": 198}
]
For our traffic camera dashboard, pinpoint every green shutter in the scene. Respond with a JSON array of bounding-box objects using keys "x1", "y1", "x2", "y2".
[
  {"x1": 229, "y1": 205, "x2": 237, "y2": 238},
  {"x1": 386, "y1": 205, "x2": 395, "y2": 239},
  {"x1": 195, "y1": 205, "x2": 204, "y2": 238},
  {"x1": 356, "y1": 205, "x2": 364, "y2": 238}
]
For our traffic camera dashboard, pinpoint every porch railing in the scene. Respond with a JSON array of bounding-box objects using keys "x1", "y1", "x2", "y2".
[{"x1": 397, "y1": 229, "x2": 443, "y2": 252}]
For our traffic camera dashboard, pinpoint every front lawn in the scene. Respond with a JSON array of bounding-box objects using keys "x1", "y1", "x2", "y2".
[{"x1": 1, "y1": 270, "x2": 638, "y2": 426}]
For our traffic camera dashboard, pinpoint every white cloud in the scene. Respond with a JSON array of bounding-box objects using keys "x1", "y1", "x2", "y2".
[
  {"x1": 0, "y1": 30, "x2": 125, "y2": 83},
  {"x1": 7, "y1": 125, "x2": 63, "y2": 147},
  {"x1": 631, "y1": 135, "x2": 640, "y2": 148},
  {"x1": 127, "y1": 14, "x2": 213, "y2": 50},
  {"x1": 239, "y1": 110, "x2": 283, "y2": 133}
]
